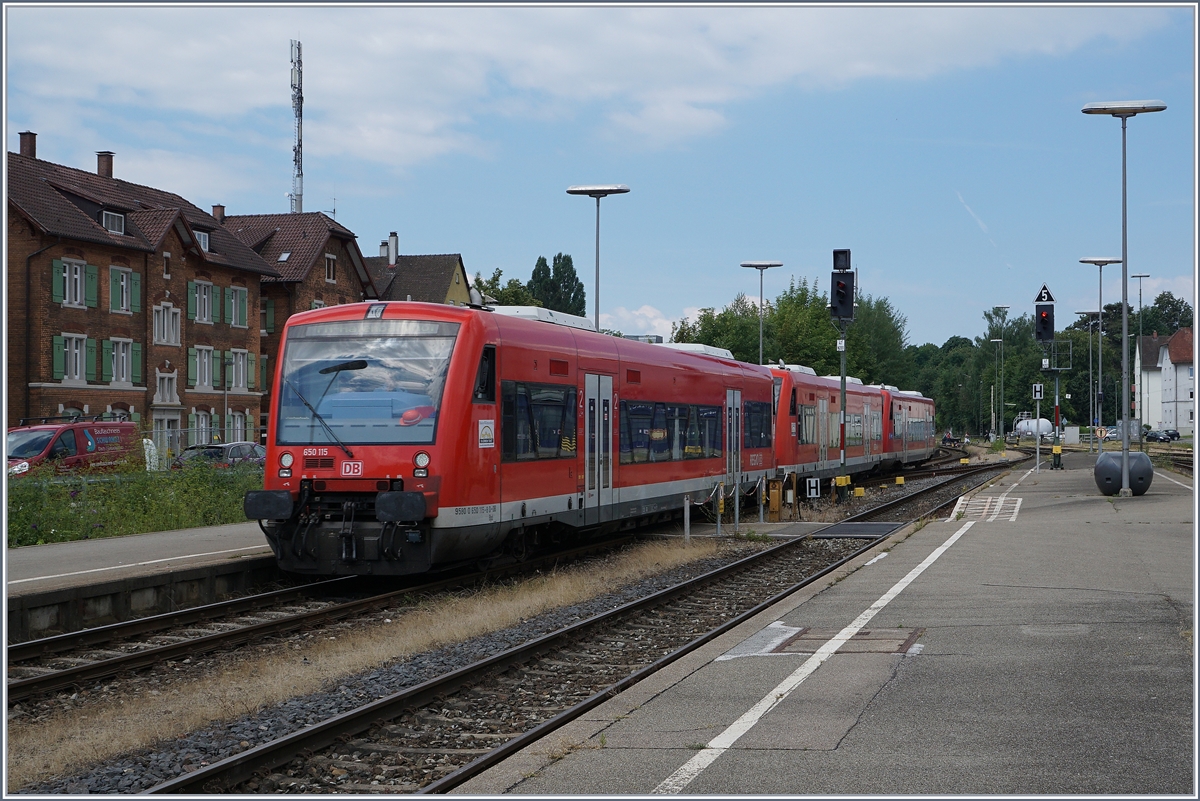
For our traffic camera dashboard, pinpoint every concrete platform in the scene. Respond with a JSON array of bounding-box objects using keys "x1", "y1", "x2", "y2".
[
  {"x1": 453, "y1": 453, "x2": 1194, "y2": 795},
  {"x1": 5, "y1": 522, "x2": 277, "y2": 641}
]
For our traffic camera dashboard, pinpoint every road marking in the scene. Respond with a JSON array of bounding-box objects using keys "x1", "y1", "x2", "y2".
[
  {"x1": 7, "y1": 545, "x2": 271, "y2": 585},
  {"x1": 653, "y1": 519, "x2": 977, "y2": 795},
  {"x1": 1154, "y1": 471, "x2": 1192, "y2": 489}
]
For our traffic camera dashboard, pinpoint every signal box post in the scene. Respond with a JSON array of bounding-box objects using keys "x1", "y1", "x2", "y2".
[{"x1": 831, "y1": 249, "x2": 854, "y2": 501}]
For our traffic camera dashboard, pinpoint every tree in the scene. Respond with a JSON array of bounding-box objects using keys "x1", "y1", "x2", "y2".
[
  {"x1": 527, "y1": 253, "x2": 586, "y2": 316},
  {"x1": 671, "y1": 294, "x2": 763, "y2": 363},
  {"x1": 473, "y1": 269, "x2": 540, "y2": 307}
]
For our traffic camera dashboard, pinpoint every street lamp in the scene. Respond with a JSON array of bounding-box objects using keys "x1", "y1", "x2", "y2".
[
  {"x1": 1079, "y1": 257, "x2": 1120, "y2": 437},
  {"x1": 991, "y1": 305, "x2": 1009, "y2": 442},
  {"x1": 1075, "y1": 311, "x2": 1100, "y2": 452},
  {"x1": 567, "y1": 184, "x2": 630, "y2": 332},
  {"x1": 741, "y1": 261, "x2": 783, "y2": 364},
  {"x1": 1132, "y1": 272, "x2": 1150, "y2": 449},
  {"x1": 1083, "y1": 99, "x2": 1166, "y2": 496}
]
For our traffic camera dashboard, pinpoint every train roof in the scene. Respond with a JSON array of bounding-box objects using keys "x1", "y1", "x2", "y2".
[
  {"x1": 489, "y1": 305, "x2": 596, "y2": 331},
  {"x1": 661, "y1": 342, "x2": 736, "y2": 359}
]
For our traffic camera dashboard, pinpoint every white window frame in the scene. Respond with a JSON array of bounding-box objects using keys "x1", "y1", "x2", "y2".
[
  {"x1": 154, "y1": 302, "x2": 181, "y2": 346},
  {"x1": 63, "y1": 334, "x2": 87, "y2": 383},
  {"x1": 231, "y1": 411, "x2": 246, "y2": 442},
  {"x1": 195, "y1": 345, "x2": 213, "y2": 389},
  {"x1": 155, "y1": 370, "x2": 179, "y2": 405},
  {"x1": 230, "y1": 286, "x2": 248, "y2": 328},
  {"x1": 111, "y1": 338, "x2": 132, "y2": 385},
  {"x1": 111, "y1": 266, "x2": 132, "y2": 313},
  {"x1": 231, "y1": 349, "x2": 248, "y2": 390},
  {"x1": 162, "y1": 251, "x2": 172, "y2": 280},
  {"x1": 195, "y1": 231, "x2": 210, "y2": 252},
  {"x1": 195, "y1": 410, "x2": 212, "y2": 443},
  {"x1": 196, "y1": 281, "x2": 214, "y2": 324},
  {"x1": 62, "y1": 260, "x2": 86, "y2": 307},
  {"x1": 325, "y1": 253, "x2": 336, "y2": 283},
  {"x1": 102, "y1": 211, "x2": 125, "y2": 235}
]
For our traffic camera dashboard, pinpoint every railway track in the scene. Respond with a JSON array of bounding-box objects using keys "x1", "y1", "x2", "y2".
[
  {"x1": 143, "y1": 461, "x2": 1018, "y2": 795},
  {"x1": 5, "y1": 537, "x2": 635, "y2": 704}
]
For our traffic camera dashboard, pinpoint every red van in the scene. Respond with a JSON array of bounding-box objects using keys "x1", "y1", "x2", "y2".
[{"x1": 6, "y1": 418, "x2": 140, "y2": 476}]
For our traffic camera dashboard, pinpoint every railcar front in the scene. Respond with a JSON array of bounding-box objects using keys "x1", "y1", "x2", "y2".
[{"x1": 245, "y1": 302, "x2": 501, "y2": 576}]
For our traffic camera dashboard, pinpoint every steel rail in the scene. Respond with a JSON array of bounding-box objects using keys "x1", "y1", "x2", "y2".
[{"x1": 7, "y1": 537, "x2": 634, "y2": 702}]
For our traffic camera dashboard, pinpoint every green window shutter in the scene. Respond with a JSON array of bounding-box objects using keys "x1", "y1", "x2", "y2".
[
  {"x1": 311, "y1": 300, "x2": 320, "y2": 310},
  {"x1": 52, "y1": 259, "x2": 64, "y2": 303},
  {"x1": 247, "y1": 353, "x2": 256, "y2": 389},
  {"x1": 212, "y1": 414, "x2": 222, "y2": 442},
  {"x1": 187, "y1": 281, "x2": 196, "y2": 320},
  {"x1": 266, "y1": 299, "x2": 275, "y2": 332},
  {"x1": 225, "y1": 352, "x2": 233, "y2": 388},
  {"x1": 224, "y1": 287, "x2": 233, "y2": 325},
  {"x1": 131, "y1": 411, "x2": 141, "y2": 423},
  {"x1": 131, "y1": 342, "x2": 142, "y2": 384},
  {"x1": 239, "y1": 290, "x2": 247, "y2": 327},
  {"x1": 188, "y1": 414, "x2": 197, "y2": 446},
  {"x1": 101, "y1": 340, "x2": 113, "y2": 382},
  {"x1": 260, "y1": 355, "x2": 269, "y2": 389},
  {"x1": 110, "y1": 270, "x2": 120, "y2": 311},
  {"x1": 188, "y1": 347, "x2": 198, "y2": 387},
  {"x1": 85, "y1": 265, "x2": 99, "y2": 307},
  {"x1": 52, "y1": 336, "x2": 65, "y2": 379},
  {"x1": 212, "y1": 350, "x2": 222, "y2": 388},
  {"x1": 131, "y1": 273, "x2": 142, "y2": 312},
  {"x1": 86, "y1": 338, "x2": 97, "y2": 381}
]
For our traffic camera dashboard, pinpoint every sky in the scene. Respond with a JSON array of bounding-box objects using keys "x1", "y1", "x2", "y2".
[{"x1": 4, "y1": 4, "x2": 1196, "y2": 348}]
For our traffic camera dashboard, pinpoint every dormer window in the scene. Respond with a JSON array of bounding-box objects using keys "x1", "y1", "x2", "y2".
[
  {"x1": 102, "y1": 211, "x2": 125, "y2": 235},
  {"x1": 195, "y1": 231, "x2": 210, "y2": 252},
  {"x1": 278, "y1": 252, "x2": 291, "y2": 262}
]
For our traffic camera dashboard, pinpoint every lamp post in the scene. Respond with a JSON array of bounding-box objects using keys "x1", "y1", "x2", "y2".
[
  {"x1": 1079, "y1": 257, "x2": 1121, "y2": 438},
  {"x1": 1076, "y1": 311, "x2": 1099, "y2": 452},
  {"x1": 567, "y1": 184, "x2": 630, "y2": 332},
  {"x1": 741, "y1": 261, "x2": 783, "y2": 364},
  {"x1": 1132, "y1": 272, "x2": 1149, "y2": 449},
  {"x1": 991, "y1": 305, "x2": 1010, "y2": 442},
  {"x1": 1083, "y1": 99, "x2": 1166, "y2": 496}
]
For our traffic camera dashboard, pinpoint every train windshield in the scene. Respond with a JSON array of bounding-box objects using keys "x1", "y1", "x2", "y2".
[{"x1": 276, "y1": 319, "x2": 460, "y2": 446}]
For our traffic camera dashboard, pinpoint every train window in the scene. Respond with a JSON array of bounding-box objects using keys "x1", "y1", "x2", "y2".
[
  {"x1": 502, "y1": 380, "x2": 576, "y2": 461},
  {"x1": 473, "y1": 345, "x2": 496, "y2": 403},
  {"x1": 620, "y1": 401, "x2": 653, "y2": 464},
  {"x1": 798, "y1": 405, "x2": 816, "y2": 445},
  {"x1": 789, "y1": 388, "x2": 797, "y2": 417},
  {"x1": 620, "y1": 401, "x2": 722, "y2": 463},
  {"x1": 742, "y1": 401, "x2": 772, "y2": 449},
  {"x1": 649, "y1": 403, "x2": 670, "y2": 461},
  {"x1": 773, "y1": 378, "x2": 782, "y2": 416}
]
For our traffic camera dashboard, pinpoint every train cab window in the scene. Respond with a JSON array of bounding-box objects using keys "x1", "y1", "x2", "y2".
[
  {"x1": 789, "y1": 388, "x2": 797, "y2": 417},
  {"x1": 473, "y1": 345, "x2": 496, "y2": 403}
]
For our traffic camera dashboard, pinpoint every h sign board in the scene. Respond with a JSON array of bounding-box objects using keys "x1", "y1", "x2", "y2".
[
  {"x1": 806, "y1": 477, "x2": 821, "y2": 498},
  {"x1": 1034, "y1": 284, "x2": 1056, "y2": 303},
  {"x1": 1033, "y1": 383, "x2": 1044, "y2": 400}
]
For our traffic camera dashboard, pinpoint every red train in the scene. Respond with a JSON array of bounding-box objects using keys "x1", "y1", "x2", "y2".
[{"x1": 245, "y1": 301, "x2": 936, "y2": 576}]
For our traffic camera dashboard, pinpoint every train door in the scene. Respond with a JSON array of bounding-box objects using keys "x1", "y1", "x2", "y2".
[
  {"x1": 725, "y1": 389, "x2": 742, "y2": 492},
  {"x1": 818, "y1": 397, "x2": 829, "y2": 466},
  {"x1": 584, "y1": 374, "x2": 613, "y2": 526},
  {"x1": 900, "y1": 404, "x2": 908, "y2": 462},
  {"x1": 863, "y1": 400, "x2": 870, "y2": 460}
]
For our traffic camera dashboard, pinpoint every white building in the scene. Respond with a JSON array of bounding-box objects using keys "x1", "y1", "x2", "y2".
[
  {"x1": 1158, "y1": 327, "x2": 1193, "y2": 435},
  {"x1": 1135, "y1": 332, "x2": 1169, "y2": 430}
]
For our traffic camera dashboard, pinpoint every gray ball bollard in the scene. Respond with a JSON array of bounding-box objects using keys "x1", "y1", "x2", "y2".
[{"x1": 1094, "y1": 451, "x2": 1154, "y2": 496}]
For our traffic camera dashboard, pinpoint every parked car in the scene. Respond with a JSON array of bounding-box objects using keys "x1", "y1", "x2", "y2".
[
  {"x1": 1145, "y1": 430, "x2": 1171, "y2": 443},
  {"x1": 7, "y1": 418, "x2": 140, "y2": 476},
  {"x1": 171, "y1": 442, "x2": 266, "y2": 470},
  {"x1": 1163, "y1": 429, "x2": 1182, "y2": 441}
]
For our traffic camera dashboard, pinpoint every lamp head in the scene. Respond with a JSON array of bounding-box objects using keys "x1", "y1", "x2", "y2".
[
  {"x1": 1080, "y1": 257, "x2": 1122, "y2": 267},
  {"x1": 1131, "y1": 273, "x2": 1150, "y2": 279},
  {"x1": 1082, "y1": 100, "x2": 1167, "y2": 117},
  {"x1": 567, "y1": 184, "x2": 630, "y2": 199},
  {"x1": 740, "y1": 261, "x2": 783, "y2": 270}
]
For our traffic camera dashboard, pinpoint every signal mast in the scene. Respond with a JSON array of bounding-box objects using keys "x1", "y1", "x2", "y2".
[{"x1": 289, "y1": 40, "x2": 303, "y2": 213}]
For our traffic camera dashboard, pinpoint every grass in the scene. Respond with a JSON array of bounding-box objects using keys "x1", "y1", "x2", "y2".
[
  {"x1": 5, "y1": 538, "x2": 721, "y2": 792},
  {"x1": 6, "y1": 463, "x2": 263, "y2": 547}
]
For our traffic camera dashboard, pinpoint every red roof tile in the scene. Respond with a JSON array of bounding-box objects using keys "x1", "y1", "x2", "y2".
[{"x1": 1167, "y1": 327, "x2": 1192, "y2": 365}]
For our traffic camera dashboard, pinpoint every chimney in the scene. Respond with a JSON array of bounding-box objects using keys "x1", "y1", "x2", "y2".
[
  {"x1": 212, "y1": 204, "x2": 225, "y2": 224},
  {"x1": 380, "y1": 240, "x2": 388, "y2": 258},
  {"x1": 19, "y1": 131, "x2": 36, "y2": 158},
  {"x1": 388, "y1": 231, "x2": 398, "y2": 266},
  {"x1": 96, "y1": 151, "x2": 114, "y2": 178}
]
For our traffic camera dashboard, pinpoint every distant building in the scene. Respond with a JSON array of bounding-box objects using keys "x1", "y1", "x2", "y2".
[
  {"x1": 1135, "y1": 331, "x2": 1169, "y2": 430},
  {"x1": 6, "y1": 132, "x2": 278, "y2": 455},
  {"x1": 1159, "y1": 327, "x2": 1193, "y2": 435},
  {"x1": 223, "y1": 212, "x2": 378, "y2": 434},
  {"x1": 363, "y1": 233, "x2": 471, "y2": 305}
]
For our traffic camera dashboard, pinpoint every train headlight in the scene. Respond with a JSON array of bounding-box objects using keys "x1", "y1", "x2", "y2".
[
  {"x1": 280, "y1": 452, "x2": 294, "y2": 468},
  {"x1": 413, "y1": 451, "x2": 430, "y2": 477}
]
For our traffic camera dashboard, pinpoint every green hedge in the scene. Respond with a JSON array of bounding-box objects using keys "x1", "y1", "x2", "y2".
[{"x1": 7, "y1": 464, "x2": 264, "y2": 548}]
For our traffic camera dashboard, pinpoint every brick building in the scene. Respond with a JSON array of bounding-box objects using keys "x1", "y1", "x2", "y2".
[
  {"x1": 221, "y1": 211, "x2": 378, "y2": 433},
  {"x1": 363, "y1": 233, "x2": 472, "y2": 305},
  {"x1": 6, "y1": 132, "x2": 278, "y2": 455}
]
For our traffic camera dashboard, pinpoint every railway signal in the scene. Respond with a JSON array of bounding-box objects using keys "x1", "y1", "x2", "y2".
[{"x1": 1035, "y1": 304, "x2": 1055, "y2": 341}]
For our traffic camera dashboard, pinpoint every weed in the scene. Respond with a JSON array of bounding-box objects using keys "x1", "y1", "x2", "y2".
[
  {"x1": 598, "y1": 733, "x2": 607, "y2": 747},
  {"x1": 733, "y1": 530, "x2": 772, "y2": 543},
  {"x1": 687, "y1": 743, "x2": 708, "y2": 750}
]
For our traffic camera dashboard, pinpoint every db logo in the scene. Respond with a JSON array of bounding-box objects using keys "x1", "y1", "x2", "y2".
[{"x1": 341, "y1": 461, "x2": 363, "y2": 477}]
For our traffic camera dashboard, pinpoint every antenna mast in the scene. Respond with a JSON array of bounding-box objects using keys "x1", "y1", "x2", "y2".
[{"x1": 290, "y1": 39, "x2": 303, "y2": 214}]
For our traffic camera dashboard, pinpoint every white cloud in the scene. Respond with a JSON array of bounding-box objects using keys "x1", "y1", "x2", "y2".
[
  {"x1": 6, "y1": 6, "x2": 1172, "y2": 170},
  {"x1": 603, "y1": 305, "x2": 678, "y2": 339}
]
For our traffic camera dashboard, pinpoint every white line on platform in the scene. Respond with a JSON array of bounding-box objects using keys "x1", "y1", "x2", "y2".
[
  {"x1": 8, "y1": 545, "x2": 271, "y2": 586},
  {"x1": 652, "y1": 519, "x2": 977, "y2": 795},
  {"x1": 1154, "y1": 471, "x2": 1192, "y2": 489}
]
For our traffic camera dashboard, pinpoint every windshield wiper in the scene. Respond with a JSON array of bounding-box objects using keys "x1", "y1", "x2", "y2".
[
  {"x1": 283, "y1": 378, "x2": 355, "y2": 459},
  {"x1": 319, "y1": 359, "x2": 367, "y2": 375}
]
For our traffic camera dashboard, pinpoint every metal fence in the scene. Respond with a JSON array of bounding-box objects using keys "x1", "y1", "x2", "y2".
[{"x1": 147, "y1": 425, "x2": 267, "y2": 469}]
